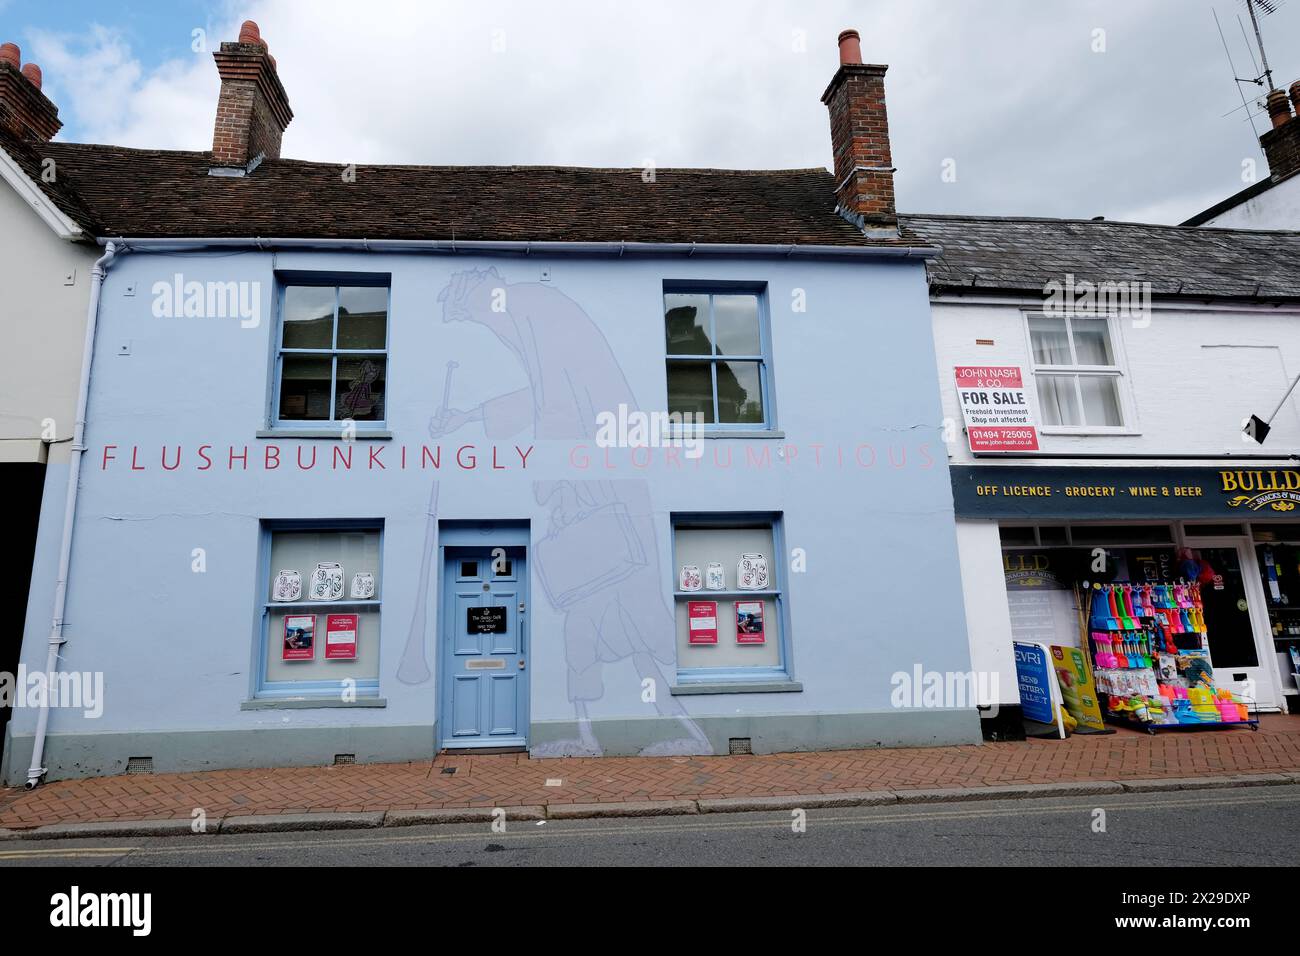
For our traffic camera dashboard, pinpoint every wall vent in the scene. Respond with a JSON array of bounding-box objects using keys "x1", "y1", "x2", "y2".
[
  {"x1": 728, "y1": 738, "x2": 752, "y2": 755},
  {"x1": 333, "y1": 753, "x2": 356, "y2": 765},
  {"x1": 126, "y1": 757, "x2": 154, "y2": 774}
]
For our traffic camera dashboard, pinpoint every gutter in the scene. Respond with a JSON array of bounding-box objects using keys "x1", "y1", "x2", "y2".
[
  {"x1": 27, "y1": 241, "x2": 121, "y2": 789},
  {"x1": 929, "y1": 282, "x2": 1300, "y2": 307},
  {"x1": 101, "y1": 236, "x2": 941, "y2": 259}
]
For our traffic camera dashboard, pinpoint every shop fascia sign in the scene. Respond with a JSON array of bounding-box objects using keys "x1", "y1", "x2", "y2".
[
  {"x1": 1220, "y1": 468, "x2": 1300, "y2": 512},
  {"x1": 951, "y1": 465, "x2": 1300, "y2": 518}
]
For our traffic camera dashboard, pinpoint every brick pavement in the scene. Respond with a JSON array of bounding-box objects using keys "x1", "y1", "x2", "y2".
[{"x1": 2, "y1": 715, "x2": 1298, "y2": 829}]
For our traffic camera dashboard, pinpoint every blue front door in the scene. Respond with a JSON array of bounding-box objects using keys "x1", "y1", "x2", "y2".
[{"x1": 439, "y1": 546, "x2": 528, "y2": 749}]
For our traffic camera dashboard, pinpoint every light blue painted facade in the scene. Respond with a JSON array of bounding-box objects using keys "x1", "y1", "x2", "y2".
[{"x1": 4, "y1": 248, "x2": 981, "y2": 782}]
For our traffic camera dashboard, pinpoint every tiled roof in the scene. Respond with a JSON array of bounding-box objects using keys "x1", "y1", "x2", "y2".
[
  {"x1": 0, "y1": 128, "x2": 97, "y2": 233},
  {"x1": 8, "y1": 138, "x2": 926, "y2": 247},
  {"x1": 9, "y1": 136, "x2": 1300, "y2": 299},
  {"x1": 901, "y1": 213, "x2": 1300, "y2": 301}
]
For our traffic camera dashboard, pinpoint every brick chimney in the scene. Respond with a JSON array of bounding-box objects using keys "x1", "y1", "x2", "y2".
[
  {"x1": 1259, "y1": 82, "x2": 1300, "y2": 182},
  {"x1": 0, "y1": 43, "x2": 61, "y2": 142},
  {"x1": 820, "y1": 29, "x2": 897, "y2": 232},
  {"x1": 210, "y1": 20, "x2": 292, "y2": 170}
]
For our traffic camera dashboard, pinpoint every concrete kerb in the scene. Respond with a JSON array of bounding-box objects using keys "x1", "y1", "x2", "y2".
[
  {"x1": 8, "y1": 818, "x2": 199, "y2": 840},
  {"x1": 4, "y1": 772, "x2": 1297, "y2": 839},
  {"x1": 385, "y1": 806, "x2": 546, "y2": 826},
  {"x1": 220, "y1": 811, "x2": 386, "y2": 834}
]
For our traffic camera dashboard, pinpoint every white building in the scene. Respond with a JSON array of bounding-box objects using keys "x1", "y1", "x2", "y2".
[
  {"x1": 909, "y1": 212, "x2": 1300, "y2": 727},
  {"x1": 0, "y1": 44, "x2": 99, "y2": 754}
]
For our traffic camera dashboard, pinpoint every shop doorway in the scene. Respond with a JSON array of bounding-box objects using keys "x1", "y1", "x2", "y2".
[
  {"x1": 438, "y1": 544, "x2": 529, "y2": 751},
  {"x1": 1182, "y1": 537, "x2": 1278, "y2": 710}
]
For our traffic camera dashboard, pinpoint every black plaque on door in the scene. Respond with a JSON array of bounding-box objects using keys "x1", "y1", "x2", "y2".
[{"x1": 467, "y1": 606, "x2": 507, "y2": 634}]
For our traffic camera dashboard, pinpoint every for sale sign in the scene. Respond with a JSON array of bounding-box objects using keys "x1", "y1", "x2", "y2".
[{"x1": 954, "y1": 366, "x2": 1039, "y2": 452}]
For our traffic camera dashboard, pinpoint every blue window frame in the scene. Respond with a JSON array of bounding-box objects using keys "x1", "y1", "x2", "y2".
[
  {"x1": 663, "y1": 284, "x2": 774, "y2": 430},
  {"x1": 271, "y1": 276, "x2": 390, "y2": 429},
  {"x1": 253, "y1": 518, "x2": 384, "y2": 699},
  {"x1": 670, "y1": 512, "x2": 794, "y2": 683}
]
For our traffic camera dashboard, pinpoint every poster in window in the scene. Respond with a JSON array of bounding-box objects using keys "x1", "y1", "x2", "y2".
[
  {"x1": 688, "y1": 601, "x2": 718, "y2": 645},
  {"x1": 325, "y1": 613, "x2": 358, "y2": 660},
  {"x1": 735, "y1": 601, "x2": 765, "y2": 644},
  {"x1": 282, "y1": 614, "x2": 316, "y2": 661}
]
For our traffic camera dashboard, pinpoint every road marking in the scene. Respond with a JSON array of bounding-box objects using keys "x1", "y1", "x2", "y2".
[
  {"x1": 2, "y1": 789, "x2": 1295, "y2": 861},
  {"x1": 0, "y1": 847, "x2": 130, "y2": 860}
]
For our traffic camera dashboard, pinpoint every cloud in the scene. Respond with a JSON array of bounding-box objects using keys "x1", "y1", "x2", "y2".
[
  {"x1": 16, "y1": 0, "x2": 1300, "y2": 223},
  {"x1": 28, "y1": 23, "x2": 217, "y2": 150}
]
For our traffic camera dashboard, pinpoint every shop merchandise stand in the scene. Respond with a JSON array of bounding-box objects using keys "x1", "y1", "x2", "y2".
[{"x1": 1084, "y1": 581, "x2": 1259, "y2": 734}]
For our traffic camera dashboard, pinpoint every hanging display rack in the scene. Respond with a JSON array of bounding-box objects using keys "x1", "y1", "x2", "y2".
[{"x1": 1083, "y1": 580, "x2": 1259, "y2": 734}]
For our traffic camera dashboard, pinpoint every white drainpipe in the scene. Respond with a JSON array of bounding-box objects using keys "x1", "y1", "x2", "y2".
[{"x1": 26, "y1": 241, "x2": 119, "y2": 789}]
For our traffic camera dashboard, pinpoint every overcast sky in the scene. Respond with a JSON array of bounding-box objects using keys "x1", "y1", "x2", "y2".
[{"x1": 2, "y1": 0, "x2": 1298, "y2": 224}]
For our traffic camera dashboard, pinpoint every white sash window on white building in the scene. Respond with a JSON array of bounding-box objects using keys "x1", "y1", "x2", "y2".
[{"x1": 1027, "y1": 313, "x2": 1125, "y2": 428}]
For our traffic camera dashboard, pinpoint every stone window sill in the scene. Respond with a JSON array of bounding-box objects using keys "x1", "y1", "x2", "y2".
[
  {"x1": 241, "y1": 697, "x2": 388, "y2": 711},
  {"x1": 669, "y1": 681, "x2": 803, "y2": 696},
  {"x1": 255, "y1": 429, "x2": 393, "y2": 440}
]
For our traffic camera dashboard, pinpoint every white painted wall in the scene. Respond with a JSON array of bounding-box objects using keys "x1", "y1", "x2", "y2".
[
  {"x1": 0, "y1": 179, "x2": 97, "y2": 465},
  {"x1": 1199, "y1": 174, "x2": 1300, "y2": 230},
  {"x1": 955, "y1": 518, "x2": 1018, "y2": 705},
  {"x1": 933, "y1": 298, "x2": 1300, "y2": 465}
]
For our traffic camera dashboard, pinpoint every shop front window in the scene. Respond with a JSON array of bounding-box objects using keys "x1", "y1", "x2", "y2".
[
  {"x1": 664, "y1": 288, "x2": 772, "y2": 428},
  {"x1": 274, "y1": 282, "x2": 389, "y2": 426},
  {"x1": 1000, "y1": 524, "x2": 1178, "y2": 650},
  {"x1": 1000, "y1": 528, "x2": 1262, "y2": 726},
  {"x1": 1027, "y1": 314, "x2": 1124, "y2": 428},
  {"x1": 672, "y1": 515, "x2": 790, "y2": 681},
  {"x1": 257, "y1": 521, "x2": 382, "y2": 699}
]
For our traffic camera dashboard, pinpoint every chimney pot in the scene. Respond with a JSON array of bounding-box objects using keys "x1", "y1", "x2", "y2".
[
  {"x1": 0, "y1": 46, "x2": 60, "y2": 141},
  {"x1": 1260, "y1": 80, "x2": 1300, "y2": 181},
  {"x1": 837, "y1": 29, "x2": 862, "y2": 65},
  {"x1": 238, "y1": 20, "x2": 262, "y2": 44},
  {"x1": 1266, "y1": 88, "x2": 1292, "y2": 129}
]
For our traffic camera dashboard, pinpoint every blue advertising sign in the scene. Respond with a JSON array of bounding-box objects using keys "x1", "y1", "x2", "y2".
[
  {"x1": 950, "y1": 464, "x2": 1300, "y2": 520},
  {"x1": 1013, "y1": 641, "x2": 1056, "y2": 725}
]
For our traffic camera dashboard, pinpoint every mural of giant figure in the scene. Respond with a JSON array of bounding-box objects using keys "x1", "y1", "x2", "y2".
[{"x1": 422, "y1": 267, "x2": 711, "y2": 756}]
